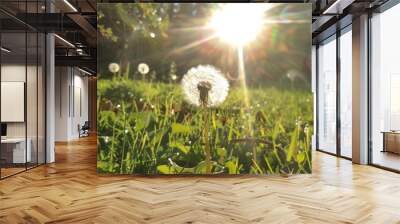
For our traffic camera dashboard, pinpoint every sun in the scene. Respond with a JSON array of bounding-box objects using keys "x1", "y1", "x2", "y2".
[{"x1": 209, "y1": 4, "x2": 268, "y2": 46}]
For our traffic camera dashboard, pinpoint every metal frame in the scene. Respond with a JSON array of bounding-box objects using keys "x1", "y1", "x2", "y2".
[
  {"x1": 367, "y1": 10, "x2": 373, "y2": 166},
  {"x1": 367, "y1": 0, "x2": 400, "y2": 172},
  {"x1": 315, "y1": 22, "x2": 353, "y2": 162},
  {"x1": 336, "y1": 23, "x2": 341, "y2": 157},
  {"x1": 0, "y1": 0, "x2": 47, "y2": 180},
  {"x1": 315, "y1": 0, "x2": 400, "y2": 172},
  {"x1": 0, "y1": 18, "x2": 2, "y2": 179}
]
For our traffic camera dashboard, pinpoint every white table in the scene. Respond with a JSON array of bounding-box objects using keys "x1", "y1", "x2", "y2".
[{"x1": 1, "y1": 138, "x2": 31, "y2": 163}]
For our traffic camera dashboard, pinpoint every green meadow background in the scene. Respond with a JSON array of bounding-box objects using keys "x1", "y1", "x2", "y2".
[{"x1": 97, "y1": 3, "x2": 313, "y2": 175}]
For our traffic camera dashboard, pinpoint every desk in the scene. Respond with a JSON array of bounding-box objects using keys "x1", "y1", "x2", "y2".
[
  {"x1": 1, "y1": 138, "x2": 31, "y2": 163},
  {"x1": 382, "y1": 131, "x2": 400, "y2": 154}
]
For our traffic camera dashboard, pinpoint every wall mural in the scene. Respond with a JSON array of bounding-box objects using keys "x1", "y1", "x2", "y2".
[{"x1": 97, "y1": 3, "x2": 312, "y2": 175}]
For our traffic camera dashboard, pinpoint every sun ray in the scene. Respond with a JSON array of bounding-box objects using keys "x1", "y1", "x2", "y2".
[
  {"x1": 262, "y1": 19, "x2": 309, "y2": 24},
  {"x1": 170, "y1": 33, "x2": 218, "y2": 54},
  {"x1": 170, "y1": 25, "x2": 212, "y2": 33},
  {"x1": 237, "y1": 45, "x2": 258, "y2": 164},
  {"x1": 237, "y1": 46, "x2": 252, "y2": 133}
]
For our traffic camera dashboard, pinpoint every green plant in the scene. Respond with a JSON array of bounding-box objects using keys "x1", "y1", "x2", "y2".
[{"x1": 97, "y1": 77, "x2": 313, "y2": 175}]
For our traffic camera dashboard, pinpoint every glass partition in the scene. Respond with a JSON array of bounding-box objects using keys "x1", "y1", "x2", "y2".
[
  {"x1": 0, "y1": 1, "x2": 46, "y2": 179},
  {"x1": 371, "y1": 3, "x2": 400, "y2": 171},
  {"x1": 317, "y1": 35, "x2": 337, "y2": 154},
  {"x1": 38, "y1": 32, "x2": 45, "y2": 165},
  {"x1": 27, "y1": 30, "x2": 38, "y2": 169},
  {"x1": 1, "y1": 30, "x2": 28, "y2": 177},
  {"x1": 339, "y1": 27, "x2": 352, "y2": 158}
]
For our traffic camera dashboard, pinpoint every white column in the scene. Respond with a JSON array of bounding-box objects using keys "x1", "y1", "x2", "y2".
[
  {"x1": 45, "y1": 32, "x2": 55, "y2": 163},
  {"x1": 46, "y1": 32, "x2": 55, "y2": 163},
  {"x1": 352, "y1": 14, "x2": 369, "y2": 164}
]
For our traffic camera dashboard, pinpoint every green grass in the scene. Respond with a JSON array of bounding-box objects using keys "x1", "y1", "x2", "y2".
[{"x1": 97, "y1": 77, "x2": 313, "y2": 175}]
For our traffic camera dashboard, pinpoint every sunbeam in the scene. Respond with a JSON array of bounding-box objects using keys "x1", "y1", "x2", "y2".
[
  {"x1": 262, "y1": 19, "x2": 309, "y2": 24},
  {"x1": 237, "y1": 46, "x2": 252, "y2": 135},
  {"x1": 170, "y1": 33, "x2": 218, "y2": 54},
  {"x1": 170, "y1": 25, "x2": 211, "y2": 33}
]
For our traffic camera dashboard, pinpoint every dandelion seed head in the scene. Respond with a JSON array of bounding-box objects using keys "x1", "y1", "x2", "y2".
[
  {"x1": 108, "y1": 63, "x2": 120, "y2": 73},
  {"x1": 181, "y1": 65, "x2": 229, "y2": 107},
  {"x1": 138, "y1": 63, "x2": 149, "y2": 75},
  {"x1": 104, "y1": 136, "x2": 109, "y2": 143},
  {"x1": 116, "y1": 104, "x2": 121, "y2": 108},
  {"x1": 150, "y1": 104, "x2": 155, "y2": 109},
  {"x1": 149, "y1": 32, "x2": 156, "y2": 38},
  {"x1": 286, "y1": 69, "x2": 302, "y2": 82},
  {"x1": 171, "y1": 74, "x2": 177, "y2": 81},
  {"x1": 125, "y1": 129, "x2": 128, "y2": 134}
]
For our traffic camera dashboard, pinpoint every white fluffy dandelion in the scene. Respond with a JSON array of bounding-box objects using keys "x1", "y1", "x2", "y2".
[
  {"x1": 181, "y1": 65, "x2": 229, "y2": 107},
  {"x1": 108, "y1": 63, "x2": 120, "y2": 73},
  {"x1": 286, "y1": 69, "x2": 302, "y2": 82},
  {"x1": 170, "y1": 74, "x2": 177, "y2": 81},
  {"x1": 138, "y1": 63, "x2": 150, "y2": 75}
]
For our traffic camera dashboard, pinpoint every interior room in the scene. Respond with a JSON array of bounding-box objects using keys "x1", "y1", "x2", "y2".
[
  {"x1": 370, "y1": 2, "x2": 400, "y2": 171},
  {"x1": 0, "y1": 7, "x2": 46, "y2": 178},
  {"x1": 0, "y1": 0, "x2": 400, "y2": 223}
]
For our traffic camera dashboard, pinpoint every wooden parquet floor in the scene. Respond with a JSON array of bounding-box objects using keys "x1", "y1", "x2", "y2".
[{"x1": 1, "y1": 136, "x2": 400, "y2": 224}]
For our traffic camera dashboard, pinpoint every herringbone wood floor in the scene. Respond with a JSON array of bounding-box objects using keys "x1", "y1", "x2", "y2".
[{"x1": 1, "y1": 136, "x2": 400, "y2": 224}]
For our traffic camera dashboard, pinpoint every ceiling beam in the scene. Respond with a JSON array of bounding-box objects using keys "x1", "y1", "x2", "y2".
[
  {"x1": 67, "y1": 13, "x2": 97, "y2": 39},
  {"x1": 55, "y1": 55, "x2": 96, "y2": 72}
]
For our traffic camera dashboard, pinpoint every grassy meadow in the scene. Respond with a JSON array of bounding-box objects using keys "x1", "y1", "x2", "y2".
[{"x1": 97, "y1": 77, "x2": 313, "y2": 175}]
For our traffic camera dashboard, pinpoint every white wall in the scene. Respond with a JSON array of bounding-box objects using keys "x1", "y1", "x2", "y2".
[
  {"x1": 1, "y1": 63, "x2": 46, "y2": 164},
  {"x1": 55, "y1": 67, "x2": 89, "y2": 141}
]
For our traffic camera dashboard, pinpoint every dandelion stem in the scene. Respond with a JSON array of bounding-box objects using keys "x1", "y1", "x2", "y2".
[
  {"x1": 198, "y1": 81, "x2": 212, "y2": 174},
  {"x1": 120, "y1": 106, "x2": 127, "y2": 174},
  {"x1": 203, "y1": 106, "x2": 211, "y2": 174}
]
